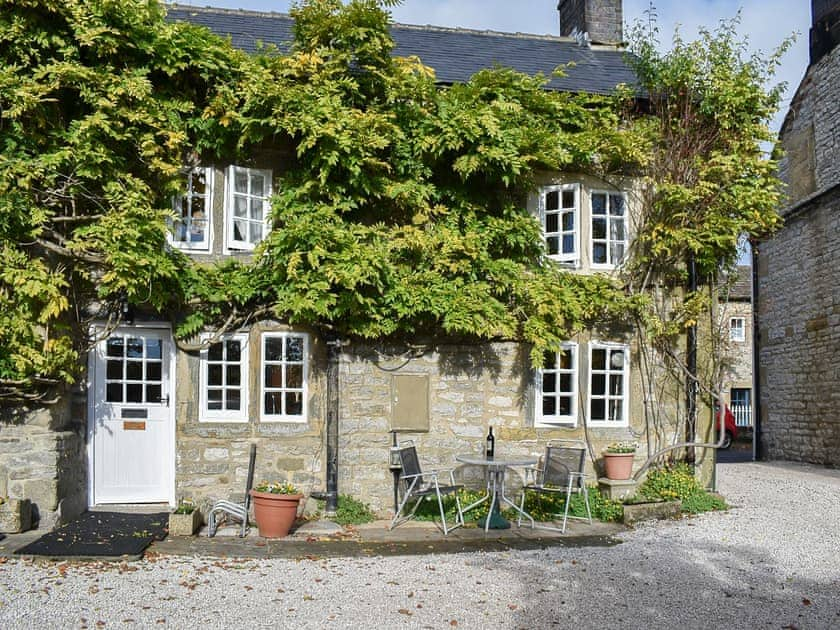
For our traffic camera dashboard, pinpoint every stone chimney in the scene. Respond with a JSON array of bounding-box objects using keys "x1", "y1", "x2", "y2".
[
  {"x1": 557, "y1": 0, "x2": 622, "y2": 46},
  {"x1": 810, "y1": 0, "x2": 840, "y2": 64}
]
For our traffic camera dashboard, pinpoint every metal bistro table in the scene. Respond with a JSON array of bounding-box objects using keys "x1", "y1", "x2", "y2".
[{"x1": 455, "y1": 454, "x2": 537, "y2": 532}]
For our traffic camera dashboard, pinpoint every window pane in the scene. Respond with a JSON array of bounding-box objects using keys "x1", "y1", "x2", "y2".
[
  {"x1": 146, "y1": 384, "x2": 161, "y2": 403},
  {"x1": 545, "y1": 213, "x2": 558, "y2": 233},
  {"x1": 226, "y1": 365, "x2": 241, "y2": 386},
  {"x1": 542, "y1": 397, "x2": 557, "y2": 416},
  {"x1": 562, "y1": 234, "x2": 575, "y2": 254},
  {"x1": 285, "y1": 392, "x2": 303, "y2": 416},
  {"x1": 610, "y1": 350, "x2": 624, "y2": 369},
  {"x1": 127, "y1": 338, "x2": 143, "y2": 358},
  {"x1": 562, "y1": 190, "x2": 575, "y2": 208},
  {"x1": 590, "y1": 399, "x2": 605, "y2": 421},
  {"x1": 593, "y1": 243, "x2": 607, "y2": 264},
  {"x1": 611, "y1": 219, "x2": 626, "y2": 241},
  {"x1": 249, "y1": 221, "x2": 262, "y2": 243},
  {"x1": 592, "y1": 374, "x2": 606, "y2": 395},
  {"x1": 611, "y1": 243, "x2": 625, "y2": 263},
  {"x1": 250, "y1": 198, "x2": 263, "y2": 220},
  {"x1": 562, "y1": 212, "x2": 575, "y2": 231},
  {"x1": 208, "y1": 364, "x2": 223, "y2": 386},
  {"x1": 287, "y1": 337, "x2": 304, "y2": 361},
  {"x1": 126, "y1": 361, "x2": 142, "y2": 381},
  {"x1": 265, "y1": 365, "x2": 283, "y2": 388},
  {"x1": 147, "y1": 340, "x2": 162, "y2": 360},
  {"x1": 542, "y1": 350, "x2": 556, "y2": 369},
  {"x1": 286, "y1": 365, "x2": 303, "y2": 389},
  {"x1": 251, "y1": 173, "x2": 265, "y2": 197},
  {"x1": 545, "y1": 190, "x2": 559, "y2": 211},
  {"x1": 107, "y1": 338, "x2": 124, "y2": 357},
  {"x1": 146, "y1": 361, "x2": 162, "y2": 382},
  {"x1": 234, "y1": 196, "x2": 247, "y2": 218},
  {"x1": 226, "y1": 389, "x2": 241, "y2": 411},
  {"x1": 609, "y1": 374, "x2": 623, "y2": 395},
  {"x1": 226, "y1": 340, "x2": 241, "y2": 362},
  {"x1": 558, "y1": 396, "x2": 572, "y2": 416},
  {"x1": 264, "y1": 391, "x2": 283, "y2": 415},
  {"x1": 106, "y1": 383, "x2": 122, "y2": 403},
  {"x1": 592, "y1": 218, "x2": 607, "y2": 239},
  {"x1": 235, "y1": 170, "x2": 249, "y2": 193},
  {"x1": 542, "y1": 372, "x2": 556, "y2": 393},
  {"x1": 106, "y1": 360, "x2": 122, "y2": 380},
  {"x1": 208, "y1": 342, "x2": 223, "y2": 362},
  {"x1": 559, "y1": 373, "x2": 572, "y2": 393},
  {"x1": 126, "y1": 383, "x2": 142, "y2": 403},
  {"x1": 592, "y1": 349, "x2": 606, "y2": 370},
  {"x1": 546, "y1": 236, "x2": 559, "y2": 255},
  {"x1": 559, "y1": 348, "x2": 573, "y2": 370},
  {"x1": 609, "y1": 399, "x2": 623, "y2": 422},
  {"x1": 592, "y1": 193, "x2": 606, "y2": 214},
  {"x1": 208, "y1": 388, "x2": 223, "y2": 410},
  {"x1": 609, "y1": 195, "x2": 625, "y2": 215},
  {"x1": 265, "y1": 338, "x2": 283, "y2": 362}
]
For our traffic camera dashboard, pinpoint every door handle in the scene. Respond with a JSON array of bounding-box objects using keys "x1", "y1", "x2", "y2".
[{"x1": 162, "y1": 394, "x2": 170, "y2": 407}]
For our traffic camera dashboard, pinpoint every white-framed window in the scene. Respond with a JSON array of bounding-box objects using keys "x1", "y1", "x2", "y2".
[
  {"x1": 590, "y1": 191, "x2": 627, "y2": 267},
  {"x1": 536, "y1": 343, "x2": 578, "y2": 427},
  {"x1": 729, "y1": 317, "x2": 746, "y2": 342},
  {"x1": 261, "y1": 332, "x2": 308, "y2": 422},
  {"x1": 199, "y1": 333, "x2": 249, "y2": 423},
  {"x1": 588, "y1": 342, "x2": 629, "y2": 427},
  {"x1": 540, "y1": 184, "x2": 579, "y2": 265},
  {"x1": 226, "y1": 165, "x2": 272, "y2": 251},
  {"x1": 170, "y1": 167, "x2": 213, "y2": 252}
]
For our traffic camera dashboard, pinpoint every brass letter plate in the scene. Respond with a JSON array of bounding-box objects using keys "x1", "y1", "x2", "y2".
[{"x1": 123, "y1": 421, "x2": 146, "y2": 431}]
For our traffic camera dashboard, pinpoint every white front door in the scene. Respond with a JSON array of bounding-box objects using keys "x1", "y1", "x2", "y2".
[{"x1": 90, "y1": 327, "x2": 174, "y2": 504}]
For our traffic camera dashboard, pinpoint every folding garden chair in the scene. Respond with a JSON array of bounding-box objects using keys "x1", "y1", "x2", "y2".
[
  {"x1": 389, "y1": 441, "x2": 465, "y2": 535},
  {"x1": 207, "y1": 443, "x2": 256, "y2": 537},
  {"x1": 518, "y1": 440, "x2": 592, "y2": 533}
]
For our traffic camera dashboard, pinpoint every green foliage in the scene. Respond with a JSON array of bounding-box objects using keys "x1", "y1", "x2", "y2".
[
  {"x1": 0, "y1": 0, "x2": 790, "y2": 404},
  {"x1": 639, "y1": 463, "x2": 728, "y2": 514},
  {"x1": 521, "y1": 486, "x2": 624, "y2": 523},
  {"x1": 605, "y1": 441, "x2": 638, "y2": 454},
  {"x1": 332, "y1": 494, "x2": 376, "y2": 525},
  {"x1": 253, "y1": 480, "x2": 300, "y2": 494},
  {"x1": 174, "y1": 499, "x2": 196, "y2": 514}
]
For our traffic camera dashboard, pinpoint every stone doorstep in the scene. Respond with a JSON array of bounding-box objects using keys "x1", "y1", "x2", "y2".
[
  {"x1": 622, "y1": 500, "x2": 682, "y2": 526},
  {"x1": 0, "y1": 499, "x2": 33, "y2": 534}
]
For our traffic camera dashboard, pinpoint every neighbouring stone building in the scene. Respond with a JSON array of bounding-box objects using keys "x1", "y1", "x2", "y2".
[
  {"x1": 720, "y1": 266, "x2": 754, "y2": 429},
  {"x1": 2, "y1": 1, "x2": 712, "y2": 528},
  {"x1": 756, "y1": 0, "x2": 840, "y2": 466}
]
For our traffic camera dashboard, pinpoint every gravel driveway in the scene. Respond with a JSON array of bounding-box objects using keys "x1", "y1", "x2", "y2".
[{"x1": 1, "y1": 461, "x2": 838, "y2": 629}]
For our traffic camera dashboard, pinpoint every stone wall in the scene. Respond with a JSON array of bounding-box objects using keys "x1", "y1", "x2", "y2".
[
  {"x1": 0, "y1": 399, "x2": 87, "y2": 529},
  {"x1": 721, "y1": 300, "x2": 753, "y2": 392},
  {"x1": 760, "y1": 19, "x2": 840, "y2": 467},
  {"x1": 757, "y1": 186, "x2": 840, "y2": 466}
]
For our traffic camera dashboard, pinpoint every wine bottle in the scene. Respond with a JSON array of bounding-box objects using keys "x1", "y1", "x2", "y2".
[{"x1": 486, "y1": 426, "x2": 495, "y2": 460}]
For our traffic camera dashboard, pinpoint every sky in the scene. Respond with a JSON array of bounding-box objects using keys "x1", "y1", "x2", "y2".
[{"x1": 170, "y1": 0, "x2": 812, "y2": 134}]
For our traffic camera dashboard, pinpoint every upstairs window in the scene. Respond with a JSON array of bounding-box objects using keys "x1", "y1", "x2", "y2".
[
  {"x1": 588, "y1": 343, "x2": 629, "y2": 427},
  {"x1": 170, "y1": 168, "x2": 212, "y2": 252},
  {"x1": 226, "y1": 166, "x2": 272, "y2": 251},
  {"x1": 261, "y1": 332, "x2": 308, "y2": 422},
  {"x1": 540, "y1": 184, "x2": 579, "y2": 265},
  {"x1": 591, "y1": 191, "x2": 627, "y2": 267},
  {"x1": 199, "y1": 333, "x2": 249, "y2": 423},
  {"x1": 729, "y1": 317, "x2": 746, "y2": 342},
  {"x1": 536, "y1": 343, "x2": 578, "y2": 427}
]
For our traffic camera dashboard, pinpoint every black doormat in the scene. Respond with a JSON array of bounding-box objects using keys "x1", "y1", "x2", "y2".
[{"x1": 15, "y1": 511, "x2": 169, "y2": 558}]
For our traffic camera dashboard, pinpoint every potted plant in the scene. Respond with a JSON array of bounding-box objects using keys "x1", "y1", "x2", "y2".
[
  {"x1": 603, "y1": 442, "x2": 637, "y2": 480},
  {"x1": 250, "y1": 481, "x2": 303, "y2": 538},
  {"x1": 169, "y1": 499, "x2": 202, "y2": 536}
]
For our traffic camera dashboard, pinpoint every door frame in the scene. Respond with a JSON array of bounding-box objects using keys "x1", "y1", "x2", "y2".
[{"x1": 86, "y1": 321, "x2": 177, "y2": 507}]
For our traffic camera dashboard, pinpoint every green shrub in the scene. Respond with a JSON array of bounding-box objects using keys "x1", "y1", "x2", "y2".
[
  {"x1": 520, "y1": 486, "x2": 624, "y2": 523},
  {"x1": 638, "y1": 463, "x2": 728, "y2": 515},
  {"x1": 320, "y1": 494, "x2": 376, "y2": 526}
]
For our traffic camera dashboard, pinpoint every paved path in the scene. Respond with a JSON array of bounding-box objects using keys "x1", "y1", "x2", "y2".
[{"x1": 1, "y1": 461, "x2": 838, "y2": 629}]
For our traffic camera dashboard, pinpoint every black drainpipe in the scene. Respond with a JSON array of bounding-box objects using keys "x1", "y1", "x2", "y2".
[
  {"x1": 312, "y1": 331, "x2": 340, "y2": 516},
  {"x1": 686, "y1": 255, "x2": 698, "y2": 464},
  {"x1": 751, "y1": 242, "x2": 762, "y2": 461}
]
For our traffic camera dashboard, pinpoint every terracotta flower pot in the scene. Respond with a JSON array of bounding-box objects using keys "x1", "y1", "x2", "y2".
[
  {"x1": 603, "y1": 452, "x2": 635, "y2": 480},
  {"x1": 250, "y1": 490, "x2": 303, "y2": 538}
]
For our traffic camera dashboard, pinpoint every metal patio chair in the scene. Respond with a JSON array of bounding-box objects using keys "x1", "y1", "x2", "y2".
[
  {"x1": 389, "y1": 441, "x2": 465, "y2": 535},
  {"x1": 518, "y1": 440, "x2": 592, "y2": 533},
  {"x1": 207, "y1": 443, "x2": 256, "y2": 537}
]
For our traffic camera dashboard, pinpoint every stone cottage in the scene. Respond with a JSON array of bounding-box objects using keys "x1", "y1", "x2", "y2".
[
  {"x1": 720, "y1": 265, "x2": 754, "y2": 431},
  {"x1": 1, "y1": 0, "x2": 707, "y2": 528},
  {"x1": 756, "y1": 0, "x2": 840, "y2": 466}
]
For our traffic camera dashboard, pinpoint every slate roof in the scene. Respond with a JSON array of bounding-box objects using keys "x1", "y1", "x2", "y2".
[
  {"x1": 722, "y1": 266, "x2": 752, "y2": 301},
  {"x1": 166, "y1": 5, "x2": 637, "y2": 95}
]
